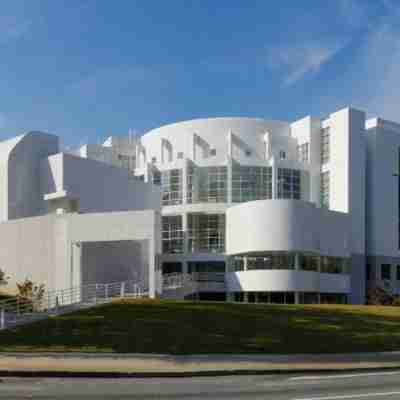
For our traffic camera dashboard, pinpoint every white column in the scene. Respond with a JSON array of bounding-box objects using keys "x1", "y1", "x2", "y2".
[
  {"x1": 243, "y1": 292, "x2": 249, "y2": 303},
  {"x1": 294, "y1": 253, "x2": 300, "y2": 270},
  {"x1": 227, "y1": 156, "x2": 233, "y2": 204},
  {"x1": 294, "y1": 292, "x2": 300, "y2": 304},
  {"x1": 182, "y1": 213, "x2": 188, "y2": 254},
  {"x1": 182, "y1": 160, "x2": 188, "y2": 205},
  {"x1": 243, "y1": 257, "x2": 248, "y2": 271}
]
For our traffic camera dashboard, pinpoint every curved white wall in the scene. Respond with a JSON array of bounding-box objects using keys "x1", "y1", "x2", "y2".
[
  {"x1": 226, "y1": 199, "x2": 349, "y2": 257},
  {"x1": 226, "y1": 270, "x2": 350, "y2": 293},
  {"x1": 140, "y1": 117, "x2": 291, "y2": 167}
]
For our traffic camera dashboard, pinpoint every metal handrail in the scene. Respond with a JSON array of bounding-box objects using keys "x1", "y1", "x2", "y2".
[{"x1": 0, "y1": 280, "x2": 148, "y2": 330}]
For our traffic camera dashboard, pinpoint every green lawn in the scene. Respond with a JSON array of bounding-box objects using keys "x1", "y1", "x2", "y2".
[{"x1": 1, "y1": 299, "x2": 400, "y2": 354}]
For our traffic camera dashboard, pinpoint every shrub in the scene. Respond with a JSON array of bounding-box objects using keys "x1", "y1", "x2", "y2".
[
  {"x1": 16, "y1": 279, "x2": 45, "y2": 312},
  {"x1": 367, "y1": 286, "x2": 393, "y2": 306}
]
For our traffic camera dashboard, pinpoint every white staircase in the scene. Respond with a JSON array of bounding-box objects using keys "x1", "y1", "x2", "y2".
[{"x1": 0, "y1": 280, "x2": 147, "y2": 331}]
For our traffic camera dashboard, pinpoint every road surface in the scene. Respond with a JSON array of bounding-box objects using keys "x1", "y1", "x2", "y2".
[{"x1": 1, "y1": 370, "x2": 400, "y2": 399}]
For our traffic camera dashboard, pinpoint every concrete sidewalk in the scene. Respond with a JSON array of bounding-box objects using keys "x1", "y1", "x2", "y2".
[{"x1": 1, "y1": 352, "x2": 400, "y2": 377}]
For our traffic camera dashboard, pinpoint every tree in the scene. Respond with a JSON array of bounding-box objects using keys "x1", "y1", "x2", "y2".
[
  {"x1": 0, "y1": 269, "x2": 9, "y2": 286},
  {"x1": 367, "y1": 286, "x2": 393, "y2": 306},
  {"x1": 16, "y1": 279, "x2": 45, "y2": 312}
]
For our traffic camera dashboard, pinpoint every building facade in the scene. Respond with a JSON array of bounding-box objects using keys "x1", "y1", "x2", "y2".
[
  {"x1": 0, "y1": 131, "x2": 161, "y2": 297},
  {"x1": 3, "y1": 106, "x2": 399, "y2": 305},
  {"x1": 78, "y1": 107, "x2": 381, "y2": 305}
]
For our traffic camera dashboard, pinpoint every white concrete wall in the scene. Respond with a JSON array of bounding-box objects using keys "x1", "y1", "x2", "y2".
[
  {"x1": 0, "y1": 132, "x2": 59, "y2": 222},
  {"x1": 366, "y1": 119, "x2": 400, "y2": 257},
  {"x1": 42, "y1": 153, "x2": 161, "y2": 214},
  {"x1": 328, "y1": 108, "x2": 366, "y2": 255},
  {"x1": 0, "y1": 210, "x2": 161, "y2": 297},
  {"x1": 139, "y1": 118, "x2": 291, "y2": 167},
  {"x1": 226, "y1": 200, "x2": 349, "y2": 257}
]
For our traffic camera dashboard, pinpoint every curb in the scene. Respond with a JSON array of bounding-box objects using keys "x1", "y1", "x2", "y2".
[{"x1": 1, "y1": 366, "x2": 400, "y2": 379}]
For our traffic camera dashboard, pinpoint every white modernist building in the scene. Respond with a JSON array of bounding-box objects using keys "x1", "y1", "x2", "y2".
[
  {"x1": 0, "y1": 131, "x2": 161, "y2": 297},
  {"x1": 2, "y1": 106, "x2": 400, "y2": 305},
  {"x1": 77, "y1": 107, "x2": 378, "y2": 305}
]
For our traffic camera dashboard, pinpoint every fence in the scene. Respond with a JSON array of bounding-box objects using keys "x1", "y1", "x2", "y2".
[{"x1": 0, "y1": 280, "x2": 147, "y2": 331}]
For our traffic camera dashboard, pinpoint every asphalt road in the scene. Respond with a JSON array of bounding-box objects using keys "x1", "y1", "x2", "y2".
[{"x1": 1, "y1": 371, "x2": 400, "y2": 399}]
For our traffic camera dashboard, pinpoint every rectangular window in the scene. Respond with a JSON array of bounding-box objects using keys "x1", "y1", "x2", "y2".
[
  {"x1": 321, "y1": 127, "x2": 330, "y2": 164},
  {"x1": 152, "y1": 169, "x2": 161, "y2": 186},
  {"x1": 297, "y1": 143, "x2": 309, "y2": 163},
  {"x1": 277, "y1": 168, "x2": 301, "y2": 200},
  {"x1": 198, "y1": 166, "x2": 227, "y2": 203},
  {"x1": 381, "y1": 264, "x2": 391, "y2": 280},
  {"x1": 321, "y1": 171, "x2": 330, "y2": 208},
  {"x1": 187, "y1": 213, "x2": 225, "y2": 253},
  {"x1": 161, "y1": 169, "x2": 182, "y2": 206},
  {"x1": 162, "y1": 216, "x2": 183, "y2": 254},
  {"x1": 397, "y1": 265, "x2": 400, "y2": 280},
  {"x1": 232, "y1": 165, "x2": 272, "y2": 203},
  {"x1": 366, "y1": 264, "x2": 371, "y2": 281}
]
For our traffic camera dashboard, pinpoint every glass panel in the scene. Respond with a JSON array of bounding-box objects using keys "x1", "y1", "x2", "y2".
[
  {"x1": 277, "y1": 168, "x2": 302, "y2": 200},
  {"x1": 162, "y1": 216, "x2": 183, "y2": 254}
]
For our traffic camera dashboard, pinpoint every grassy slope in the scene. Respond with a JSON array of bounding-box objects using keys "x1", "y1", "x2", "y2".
[{"x1": 0, "y1": 299, "x2": 400, "y2": 354}]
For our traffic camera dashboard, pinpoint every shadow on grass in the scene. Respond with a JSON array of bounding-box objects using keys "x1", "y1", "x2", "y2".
[{"x1": 1, "y1": 300, "x2": 400, "y2": 354}]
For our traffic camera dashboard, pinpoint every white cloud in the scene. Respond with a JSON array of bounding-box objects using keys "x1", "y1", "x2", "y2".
[{"x1": 268, "y1": 41, "x2": 346, "y2": 86}]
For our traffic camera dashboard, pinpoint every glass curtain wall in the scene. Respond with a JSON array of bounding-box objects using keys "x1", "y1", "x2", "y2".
[
  {"x1": 232, "y1": 165, "x2": 272, "y2": 203},
  {"x1": 187, "y1": 214, "x2": 225, "y2": 253},
  {"x1": 162, "y1": 215, "x2": 184, "y2": 254},
  {"x1": 277, "y1": 168, "x2": 301, "y2": 199},
  {"x1": 198, "y1": 166, "x2": 228, "y2": 203},
  {"x1": 161, "y1": 169, "x2": 182, "y2": 206}
]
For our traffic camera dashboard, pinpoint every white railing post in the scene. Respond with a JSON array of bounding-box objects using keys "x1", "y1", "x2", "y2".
[
  {"x1": 94, "y1": 284, "x2": 98, "y2": 304},
  {"x1": 120, "y1": 282, "x2": 125, "y2": 298},
  {"x1": 105, "y1": 284, "x2": 108, "y2": 300},
  {"x1": 1, "y1": 308, "x2": 4, "y2": 330}
]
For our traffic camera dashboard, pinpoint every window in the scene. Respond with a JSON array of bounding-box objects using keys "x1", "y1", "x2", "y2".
[
  {"x1": 232, "y1": 165, "x2": 272, "y2": 203},
  {"x1": 162, "y1": 262, "x2": 182, "y2": 274},
  {"x1": 210, "y1": 149, "x2": 216, "y2": 156},
  {"x1": 297, "y1": 143, "x2": 309, "y2": 163},
  {"x1": 118, "y1": 154, "x2": 130, "y2": 170},
  {"x1": 279, "y1": 150, "x2": 286, "y2": 160},
  {"x1": 162, "y1": 216, "x2": 183, "y2": 254},
  {"x1": 151, "y1": 156, "x2": 157, "y2": 164},
  {"x1": 366, "y1": 264, "x2": 371, "y2": 281},
  {"x1": 277, "y1": 168, "x2": 301, "y2": 200},
  {"x1": 161, "y1": 169, "x2": 182, "y2": 206},
  {"x1": 300, "y1": 254, "x2": 319, "y2": 271},
  {"x1": 152, "y1": 170, "x2": 161, "y2": 186},
  {"x1": 187, "y1": 214, "x2": 225, "y2": 253},
  {"x1": 245, "y1": 150, "x2": 252, "y2": 157},
  {"x1": 397, "y1": 265, "x2": 400, "y2": 280},
  {"x1": 320, "y1": 257, "x2": 343, "y2": 274},
  {"x1": 198, "y1": 166, "x2": 227, "y2": 203},
  {"x1": 381, "y1": 264, "x2": 391, "y2": 280},
  {"x1": 177, "y1": 152, "x2": 184, "y2": 159},
  {"x1": 321, "y1": 127, "x2": 330, "y2": 164},
  {"x1": 321, "y1": 171, "x2": 330, "y2": 208}
]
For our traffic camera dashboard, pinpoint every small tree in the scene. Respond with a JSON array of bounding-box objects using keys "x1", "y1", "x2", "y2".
[
  {"x1": 367, "y1": 286, "x2": 393, "y2": 306},
  {"x1": 0, "y1": 269, "x2": 9, "y2": 286},
  {"x1": 16, "y1": 279, "x2": 45, "y2": 312}
]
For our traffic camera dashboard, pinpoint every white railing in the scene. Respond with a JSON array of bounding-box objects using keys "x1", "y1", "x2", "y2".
[
  {"x1": 0, "y1": 280, "x2": 147, "y2": 331},
  {"x1": 162, "y1": 272, "x2": 226, "y2": 296}
]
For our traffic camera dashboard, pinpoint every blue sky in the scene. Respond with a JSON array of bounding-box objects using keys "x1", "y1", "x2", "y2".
[{"x1": 0, "y1": 1, "x2": 399, "y2": 147}]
